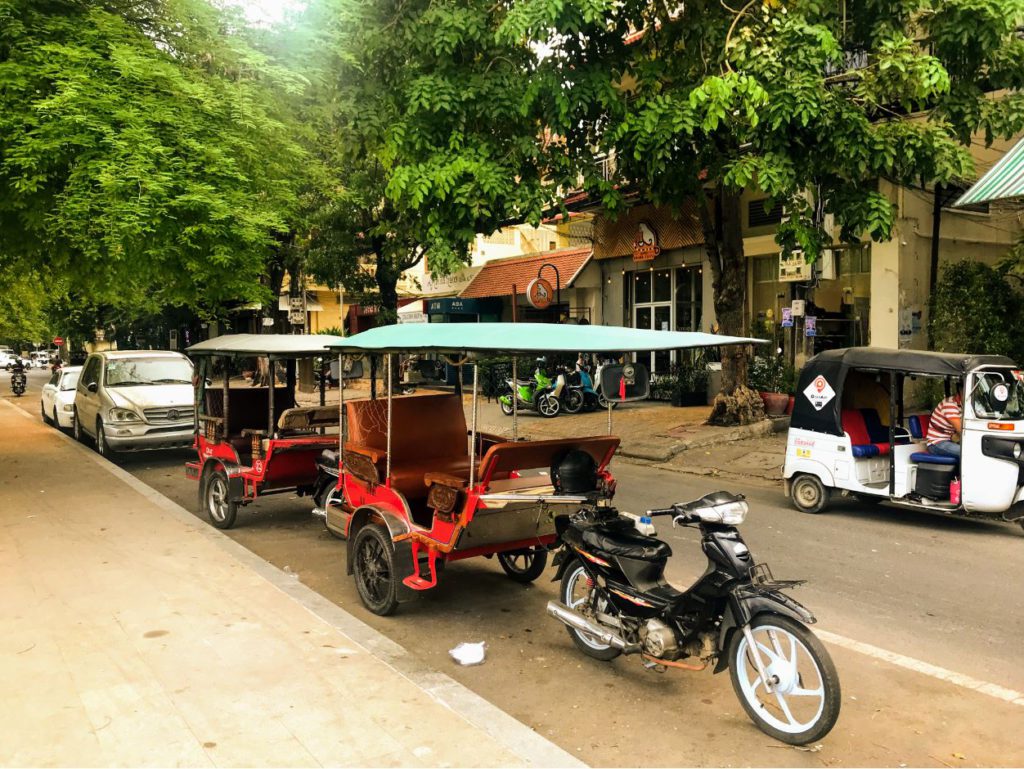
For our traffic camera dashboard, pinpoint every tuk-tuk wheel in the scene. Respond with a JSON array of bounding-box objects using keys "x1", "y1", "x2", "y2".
[
  {"x1": 353, "y1": 524, "x2": 400, "y2": 616},
  {"x1": 205, "y1": 468, "x2": 238, "y2": 530},
  {"x1": 498, "y1": 547, "x2": 549, "y2": 583},
  {"x1": 791, "y1": 474, "x2": 830, "y2": 514}
]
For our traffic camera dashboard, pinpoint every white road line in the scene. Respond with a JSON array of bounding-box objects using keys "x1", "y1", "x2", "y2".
[{"x1": 817, "y1": 629, "x2": 1024, "y2": 707}]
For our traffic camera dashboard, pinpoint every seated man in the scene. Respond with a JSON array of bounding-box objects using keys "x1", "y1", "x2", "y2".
[{"x1": 925, "y1": 390, "x2": 963, "y2": 459}]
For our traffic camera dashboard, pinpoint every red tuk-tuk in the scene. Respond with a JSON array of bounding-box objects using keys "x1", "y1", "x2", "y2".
[
  {"x1": 316, "y1": 322, "x2": 753, "y2": 616},
  {"x1": 185, "y1": 334, "x2": 346, "y2": 529}
]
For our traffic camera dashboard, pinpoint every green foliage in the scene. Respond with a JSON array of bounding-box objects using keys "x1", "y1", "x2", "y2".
[
  {"x1": 295, "y1": 0, "x2": 562, "y2": 320},
  {"x1": 0, "y1": 0, "x2": 312, "y2": 319},
  {"x1": 0, "y1": 271, "x2": 53, "y2": 346},
  {"x1": 930, "y1": 260, "x2": 1023, "y2": 360}
]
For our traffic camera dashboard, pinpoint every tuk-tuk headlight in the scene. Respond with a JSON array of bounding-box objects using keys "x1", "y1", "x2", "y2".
[
  {"x1": 1014, "y1": 443, "x2": 1022, "y2": 459},
  {"x1": 108, "y1": 408, "x2": 141, "y2": 423}
]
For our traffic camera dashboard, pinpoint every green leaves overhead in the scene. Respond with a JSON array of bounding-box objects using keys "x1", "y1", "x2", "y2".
[{"x1": 0, "y1": 0, "x2": 311, "y2": 317}]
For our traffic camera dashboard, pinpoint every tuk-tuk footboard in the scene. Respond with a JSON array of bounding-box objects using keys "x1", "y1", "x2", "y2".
[{"x1": 445, "y1": 534, "x2": 558, "y2": 562}]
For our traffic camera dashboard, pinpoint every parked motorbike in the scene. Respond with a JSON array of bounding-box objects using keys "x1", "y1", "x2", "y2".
[
  {"x1": 498, "y1": 359, "x2": 560, "y2": 418},
  {"x1": 555, "y1": 366, "x2": 585, "y2": 414},
  {"x1": 10, "y1": 367, "x2": 27, "y2": 397},
  {"x1": 548, "y1": 489, "x2": 840, "y2": 745},
  {"x1": 571, "y1": 362, "x2": 602, "y2": 412}
]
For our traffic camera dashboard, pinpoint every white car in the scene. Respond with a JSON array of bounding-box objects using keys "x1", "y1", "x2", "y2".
[{"x1": 41, "y1": 366, "x2": 82, "y2": 429}]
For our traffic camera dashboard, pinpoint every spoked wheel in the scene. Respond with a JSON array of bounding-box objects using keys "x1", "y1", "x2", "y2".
[
  {"x1": 497, "y1": 547, "x2": 548, "y2": 583},
  {"x1": 537, "y1": 393, "x2": 560, "y2": 418},
  {"x1": 559, "y1": 560, "x2": 621, "y2": 661},
  {"x1": 204, "y1": 469, "x2": 238, "y2": 530},
  {"x1": 353, "y1": 524, "x2": 399, "y2": 616},
  {"x1": 562, "y1": 389, "x2": 584, "y2": 414},
  {"x1": 729, "y1": 614, "x2": 841, "y2": 745},
  {"x1": 791, "y1": 474, "x2": 830, "y2": 514}
]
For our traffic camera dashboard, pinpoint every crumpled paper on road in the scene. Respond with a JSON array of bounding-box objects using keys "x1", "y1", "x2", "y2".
[{"x1": 448, "y1": 641, "x2": 486, "y2": 666}]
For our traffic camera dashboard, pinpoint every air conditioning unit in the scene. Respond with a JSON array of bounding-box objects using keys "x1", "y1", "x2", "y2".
[{"x1": 779, "y1": 250, "x2": 812, "y2": 282}]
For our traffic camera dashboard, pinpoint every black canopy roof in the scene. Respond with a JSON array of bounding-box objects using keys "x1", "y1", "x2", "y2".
[{"x1": 808, "y1": 347, "x2": 1016, "y2": 377}]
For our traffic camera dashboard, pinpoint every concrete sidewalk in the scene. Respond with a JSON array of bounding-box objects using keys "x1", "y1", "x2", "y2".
[{"x1": 0, "y1": 399, "x2": 582, "y2": 768}]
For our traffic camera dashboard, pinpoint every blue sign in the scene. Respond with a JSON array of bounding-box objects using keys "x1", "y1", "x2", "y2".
[{"x1": 804, "y1": 316, "x2": 817, "y2": 337}]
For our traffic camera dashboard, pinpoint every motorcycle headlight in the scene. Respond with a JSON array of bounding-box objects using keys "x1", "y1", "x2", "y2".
[
  {"x1": 108, "y1": 408, "x2": 141, "y2": 423},
  {"x1": 692, "y1": 500, "x2": 749, "y2": 525}
]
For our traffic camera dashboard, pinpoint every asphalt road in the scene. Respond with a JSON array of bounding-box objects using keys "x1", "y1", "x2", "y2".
[{"x1": 10, "y1": 369, "x2": 1024, "y2": 767}]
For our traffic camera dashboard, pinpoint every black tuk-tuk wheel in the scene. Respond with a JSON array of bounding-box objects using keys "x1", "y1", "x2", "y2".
[
  {"x1": 204, "y1": 468, "x2": 238, "y2": 530},
  {"x1": 353, "y1": 524, "x2": 400, "y2": 616},
  {"x1": 497, "y1": 547, "x2": 548, "y2": 583},
  {"x1": 791, "y1": 474, "x2": 830, "y2": 514}
]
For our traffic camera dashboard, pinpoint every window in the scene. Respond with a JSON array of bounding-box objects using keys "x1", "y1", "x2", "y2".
[
  {"x1": 47, "y1": 372, "x2": 59, "y2": 387},
  {"x1": 60, "y1": 370, "x2": 80, "y2": 391},
  {"x1": 104, "y1": 357, "x2": 193, "y2": 387},
  {"x1": 748, "y1": 198, "x2": 784, "y2": 228},
  {"x1": 82, "y1": 357, "x2": 100, "y2": 389}
]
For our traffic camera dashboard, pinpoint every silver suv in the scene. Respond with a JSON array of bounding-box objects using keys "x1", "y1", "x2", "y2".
[{"x1": 73, "y1": 350, "x2": 195, "y2": 457}]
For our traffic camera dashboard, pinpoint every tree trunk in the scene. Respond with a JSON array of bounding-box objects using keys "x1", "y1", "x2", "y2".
[
  {"x1": 699, "y1": 188, "x2": 765, "y2": 426},
  {"x1": 375, "y1": 252, "x2": 400, "y2": 326}
]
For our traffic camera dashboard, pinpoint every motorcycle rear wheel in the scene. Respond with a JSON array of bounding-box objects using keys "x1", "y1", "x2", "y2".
[
  {"x1": 728, "y1": 614, "x2": 841, "y2": 745},
  {"x1": 562, "y1": 389, "x2": 584, "y2": 414},
  {"x1": 559, "y1": 561, "x2": 621, "y2": 661}
]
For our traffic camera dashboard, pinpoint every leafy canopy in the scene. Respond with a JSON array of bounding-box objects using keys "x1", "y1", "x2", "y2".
[{"x1": 0, "y1": 0, "x2": 311, "y2": 316}]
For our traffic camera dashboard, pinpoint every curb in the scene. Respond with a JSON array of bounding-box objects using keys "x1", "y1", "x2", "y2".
[
  {"x1": 1, "y1": 398, "x2": 586, "y2": 769},
  {"x1": 619, "y1": 416, "x2": 788, "y2": 463}
]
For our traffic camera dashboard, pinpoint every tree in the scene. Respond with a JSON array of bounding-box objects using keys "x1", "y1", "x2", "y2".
[
  {"x1": 931, "y1": 260, "x2": 1023, "y2": 360},
  {"x1": 504, "y1": 0, "x2": 1024, "y2": 423},
  {"x1": 293, "y1": 0, "x2": 564, "y2": 322},
  {"x1": 0, "y1": 0, "x2": 311, "y2": 322}
]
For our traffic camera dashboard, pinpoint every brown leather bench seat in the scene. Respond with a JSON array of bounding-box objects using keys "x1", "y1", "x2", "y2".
[{"x1": 345, "y1": 393, "x2": 471, "y2": 501}]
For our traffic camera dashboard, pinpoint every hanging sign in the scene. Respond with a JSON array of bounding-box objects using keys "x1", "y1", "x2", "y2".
[
  {"x1": 804, "y1": 316, "x2": 817, "y2": 337},
  {"x1": 803, "y1": 375, "x2": 835, "y2": 411},
  {"x1": 632, "y1": 222, "x2": 661, "y2": 262},
  {"x1": 526, "y1": 277, "x2": 554, "y2": 309},
  {"x1": 781, "y1": 308, "x2": 793, "y2": 328}
]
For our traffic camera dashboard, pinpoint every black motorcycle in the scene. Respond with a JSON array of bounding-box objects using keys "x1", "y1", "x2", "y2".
[
  {"x1": 548, "y1": 490, "x2": 840, "y2": 745},
  {"x1": 10, "y1": 367, "x2": 27, "y2": 397}
]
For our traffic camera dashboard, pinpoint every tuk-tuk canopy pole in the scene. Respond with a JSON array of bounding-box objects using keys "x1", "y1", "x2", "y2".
[
  {"x1": 512, "y1": 358, "x2": 518, "y2": 441},
  {"x1": 266, "y1": 355, "x2": 274, "y2": 437},
  {"x1": 223, "y1": 357, "x2": 230, "y2": 440},
  {"x1": 386, "y1": 354, "x2": 393, "y2": 482},
  {"x1": 470, "y1": 363, "x2": 479, "y2": 487},
  {"x1": 338, "y1": 354, "x2": 346, "y2": 471},
  {"x1": 607, "y1": 400, "x2": 613, "y2": 437}
]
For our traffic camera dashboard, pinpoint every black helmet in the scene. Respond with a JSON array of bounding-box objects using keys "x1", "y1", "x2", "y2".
[{"x1": 551, "y1": 449, "x2": 598, "y2": 494}]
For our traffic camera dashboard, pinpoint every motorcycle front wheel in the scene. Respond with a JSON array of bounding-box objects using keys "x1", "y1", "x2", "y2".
[
  {"x1": 537, "y1": 393, "x2": 560, "y2": 418},
  {"x1": 728, "y1": 614, "x2": 841, "y2": 745}
]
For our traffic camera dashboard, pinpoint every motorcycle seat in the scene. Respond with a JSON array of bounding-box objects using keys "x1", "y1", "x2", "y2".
[
  {"x1": 514, "y1": 378, "x2": 535, "y2": 386},
  {"x1": 577, "y1": 519, "x2": 672, "y2": 562}
]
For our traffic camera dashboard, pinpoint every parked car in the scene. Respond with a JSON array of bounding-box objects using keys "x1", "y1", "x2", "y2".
[
  {"x1": 0, "y1": 349, "x2": 14, "y2": 370},
  {"x1": 73, "y1": 350, "x2": 195, "y2": 458},
  {"x1": 40, "y1": 366, "x2": 82, "y2": 430},
  {"x1": 31, "y1": 350, "x2": 56, "y2": 368}
]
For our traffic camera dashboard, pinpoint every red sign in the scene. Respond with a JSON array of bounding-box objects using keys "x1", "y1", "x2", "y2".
[
  {"x1": 526, "y1": 278, "x2": 554, "y2": 310},
  {"x1": 52, "y1": 336, "x2": 64, "y2": 346},
  {"x1": 632, "y1": 221, "x2": 661, "y2": 262}
]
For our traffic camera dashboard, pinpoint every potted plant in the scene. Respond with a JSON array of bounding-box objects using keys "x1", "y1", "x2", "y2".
[
  {"x1": 673, "y1": 351, "x2": 711, "y2": 407},
  {"x1": 748, "y1": 354, "x2": 794, "y2": 416}
]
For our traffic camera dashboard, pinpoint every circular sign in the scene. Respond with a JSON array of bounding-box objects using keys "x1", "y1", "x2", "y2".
[
  {"x1": 526, "y1": 277, "x2": 554, "y2": 310},
  {"x1": 993, "y1": 383, "x2": 1010, "y2": 403},
  {"x1": 53, "y1": 336, "x2": 64, "y2": 346}
]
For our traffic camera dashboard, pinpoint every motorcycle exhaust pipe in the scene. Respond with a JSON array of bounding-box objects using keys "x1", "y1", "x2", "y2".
[{"x1": 546, "y1": 600, "x2": 636, "y2": 651}]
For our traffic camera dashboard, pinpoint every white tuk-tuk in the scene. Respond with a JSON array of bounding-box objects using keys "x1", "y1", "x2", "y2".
[{"x1": 783, "y1": 347, "x2": 1024, "y2": 532}]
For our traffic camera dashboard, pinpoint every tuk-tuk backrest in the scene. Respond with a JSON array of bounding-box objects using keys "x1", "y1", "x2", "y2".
[
  {"x1": 345, "y1": 393, "x2": 467, "y2": 461},
  {"x1": 204, "y1": 387, "x2": 295, "y2": 435},
  {"x1": 478, "y1": 436, "x2": 620, "y2": 484}
]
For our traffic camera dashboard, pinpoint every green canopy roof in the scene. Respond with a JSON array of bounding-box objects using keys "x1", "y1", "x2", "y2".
[
  {"x1": 954, "y1": 137, "x2": 1024, "y2": 207},
  {"x1": 187, "y1": 333, "x2": 347, "y2": 357},
  {"x1": 327, "y1": 322, "x2": 762, "y2": 355}
]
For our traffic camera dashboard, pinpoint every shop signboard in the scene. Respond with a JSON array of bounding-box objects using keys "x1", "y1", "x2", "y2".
[
  {"x1": 526, "y1": 277, "x2": 554, "y2": 309},
  {"x1": 632, "y1": 222, "x2": 661, "y2": 262}
]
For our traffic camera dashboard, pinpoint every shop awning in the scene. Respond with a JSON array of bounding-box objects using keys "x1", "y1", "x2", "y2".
[
  {"x1": 459, "y1": 247, "x2": 592, "y2": 299},
  {"x1": 954, "y1": 137, "x2": 1024, "y2": 207}
]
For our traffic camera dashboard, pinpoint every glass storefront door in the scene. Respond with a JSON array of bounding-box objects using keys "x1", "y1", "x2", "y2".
[{"x1": 630, "y1": 266, "x2": 702, "y2": 373}]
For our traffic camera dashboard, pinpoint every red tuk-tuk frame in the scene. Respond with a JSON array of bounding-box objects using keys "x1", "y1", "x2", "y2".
[
  {"x1": 184, "y1": 334, "x2": 346, "y2": 530},
  {"x1": 322, "y1": 323, "x2": 758, "y2": 616}
]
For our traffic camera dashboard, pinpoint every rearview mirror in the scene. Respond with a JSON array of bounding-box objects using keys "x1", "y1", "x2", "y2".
[
  {"x1": 87, "y1": 382, "x2": 98, "y2": 393},
  {"x1": 599, "y1": 362, "x2": 650, "y2": 402},
  {"x1": 991, "y1": 382, "x2": 1011, "y2": 407}
]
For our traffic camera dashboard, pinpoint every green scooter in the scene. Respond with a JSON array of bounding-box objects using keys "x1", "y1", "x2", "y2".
[{"x1": 498, "y1": 359, "x2": 560, "y2": 418}]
